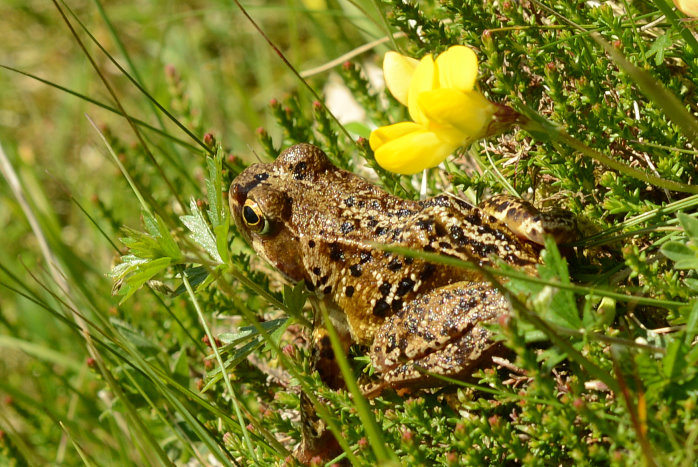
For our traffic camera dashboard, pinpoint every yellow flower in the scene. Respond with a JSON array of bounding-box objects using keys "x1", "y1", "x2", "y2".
[
  {"x1": 673, "y1": 0, "x2": 698, "y2": 17},
  {"x1": 370, "y1": 46, "x2": 503, "y2": 175}
]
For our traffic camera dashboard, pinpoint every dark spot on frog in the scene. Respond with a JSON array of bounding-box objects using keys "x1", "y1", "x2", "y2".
[
  {"x1": 420, "y1": 195, "x2": 450, "y2": 208},
  {"x1": 379, "y1": 282, "x2": 392, "y2": 297},
  {"x1": 375, "y1": 226, "x2": 389, "y2": 236},
  {"x1": 450, "y1": 225, "x2": 465, "y2": 244},
  {"x1": 357, "y1": 200, "x2": 366, "y2": 208},
  {"x1": 424, "y1": 245, "x2": 435, "y2": 252},
  {"x1": 396, "y1": 278, "x2": 415, "y2": 297},
  {"x1": 345, "y1": 285, "x2": 355, "y2": 297},
  {"x1": 416, "y1": 218, "x2": 434, "y2": 231},
  {"x1": 396, "y1": 208, "x2": 413, "y2": 218},
  {"x1": 349, "y1": 264, "x2": 362, "y2": 277},
  {"x1": 329, "y1": 242, "x2": 344, "y2": 262},
  {"x1": 465, "y1": 212, "x2": 482, "y2": 226},
  {"x1": 370, "y1": 200, "x2": 380, "y2": 210},
  {"x1": 319, "y1": 274, "x2": 330, "y2": 285},
  {"x1": 506, "y1": 207, "x2": 521, "y2": 221},
  {"x1": 506, "y1": 253, "x2": 534, "y2": 267},
  {"x1": 308, "y1": 239, "x2": 316, "y2": 248},
  {"x1": 494, "y1": 199, "x2": 510, "y2": 212},
  {"x1": 404, "y1": 257, "x2": 414, "y2": 265},
  {"x1": 391, "y1": 299, "x2": 403, "y2": 312},
  {"x1": 367, "y1": 218, "x2": 378, "y2": 228},
  {"x1": 459, "y1": 296, "x2": 478, "y2": 310},
  {"x1": 439, "y1": 241, "x2": 452, "y2": 249},
  {"x1": 344, "y1": 196, "x2": 355, "y2": 207},
  {"x1": 312, "y1": 267, "x2": 321, "y2": 276},
  {"x1": 360, "y1": 251, "x2": 372, "y2": 264},
  {"x1": 293, "y1": 161, "x2": 308, "y2": 180},
  {"x1": 435, "y1": 222, "x2": 447, "y2": 237},
  {"x1": 419, "y1": 264, "x2": 436, "y2": 281},
  {"x1": 340, "y1": 221, "x2": 355, "y2": 234},
  {"x1": 323, "y1": 285, "x2": 332, "y2": 295},
  {"x1": 255, "y1": 172, "x2": 269, "y2": 182},
  {"x1": 453, "y1": 198, "x2": 472, "y2": 210},
  {"x1": 390, "y1": 228, "x2": 403, "y2": 240},
  {"x1": 373, "y1": 299, "x2": 390, "y2": 317},
  {"x1": 388, "y1": 258, "x2": 402, "y2": 271}
]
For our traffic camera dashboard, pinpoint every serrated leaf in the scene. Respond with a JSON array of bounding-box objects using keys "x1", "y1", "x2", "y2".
[
  {"x1": 537, "y1": 237, "x2": 582, "y2": 329},
  {"x1": 109, "y1": 254, "x2": 148, "y2": 279},
  {"x1": 661, "y1": 242, "x2": 698, "y2": 269},
  {"x1": 646, "y1": 33, "x2": 671, "y2": 66},
  {"x1": 214, "y1": 224, "x2": 230, "y2": 264},
  {"x1": 172, "y1": 266, "x2": 210, "y2": 297},
  {"x1": 218, "y1": 318, "x2": 288, "y2": 347},
  {"x1": 117, "y1": 256, "x2": 173, "y2": 303},
  {"x1": 283, "y1": 281, "x2": 308, "y2": 314},
  {"x1": 181, "y1": 198, "x2": 222, "y2": 263}
]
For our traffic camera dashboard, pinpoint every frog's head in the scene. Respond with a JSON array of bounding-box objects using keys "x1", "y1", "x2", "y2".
[{"x1": 229, "y1": 144, "x2": 333, "y2": 283}]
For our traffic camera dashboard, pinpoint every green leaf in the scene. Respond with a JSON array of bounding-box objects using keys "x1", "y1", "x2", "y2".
[
  {"x1": 685, "y1": 300, "x2": 698, "y2": 344},
  {"x1": 283, "y1": 281, "x2": 308, "y2": 314},
  {"x1": 678, "y1": 212, "x2": 698, "y2": 240},
  {"x1": 646, "y1": 33, "x2": 671, "y2": 66},
  {"x1": 181, "y1": 198, "x2": 222, "y2": 263},
  {"x1": 662, "y1": 338, "x2": 684, "y2": 380},
  {"x1": 537, "y1": 237, "x2": 582, "y2": 329},
  {"x1": 116, "y1": 256, "x2": 173, "y2": 303},
  {"x1": 684, "y1": 278, "x2": 698, "y2": 292},
  {"x1": 172, "y1": 266, "x2": 210, "y2": 297},
  {"x1": 661, "y1": 242, "x2": 698, "y2": 269}
]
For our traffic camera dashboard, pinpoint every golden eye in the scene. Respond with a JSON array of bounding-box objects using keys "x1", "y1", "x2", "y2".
[{"x1": 242, "y1": 199, "x2": 270, "y2": 234}]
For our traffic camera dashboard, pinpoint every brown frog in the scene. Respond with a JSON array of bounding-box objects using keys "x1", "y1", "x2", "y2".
[{"x1": 229, "y1": 143, "x2": 577, "y2": 396}]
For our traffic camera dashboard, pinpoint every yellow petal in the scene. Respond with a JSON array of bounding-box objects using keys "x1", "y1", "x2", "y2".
[
  {"x1": 373, "y1": 125, "x2": 458, "y2": 174},
  {"x1": 370, "y1": 121, "x2": 423, "y2": 151},
  {"x1": 435, "y1": 46, "x2": 479, "y2": 92},
  {"x1": 383, "y1": 52, "x2": 419, "y2": 106},
  {"x1": 407, "y1": 54, "x2": 437, "y2": 125},
  {"x1": 418, "y1": 88, "x2": 496, "y2": 140},
  {"x1": 674, "y1": 0, "x2": 698, "y2": 16}
]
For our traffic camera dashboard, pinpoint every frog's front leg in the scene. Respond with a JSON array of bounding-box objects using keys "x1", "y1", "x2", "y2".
[{"x1": 368, "y1": 282, "x2": 509, "y2": 396}]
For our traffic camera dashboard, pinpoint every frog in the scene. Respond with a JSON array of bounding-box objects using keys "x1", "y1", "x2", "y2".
[{"x1": 229, "y1": 143, "x2": 578, "y2": 397}]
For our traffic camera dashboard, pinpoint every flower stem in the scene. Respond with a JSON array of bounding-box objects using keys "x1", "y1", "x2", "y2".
[{"x1": 520, "y1": 118, "x2": 698, "y2": 194}]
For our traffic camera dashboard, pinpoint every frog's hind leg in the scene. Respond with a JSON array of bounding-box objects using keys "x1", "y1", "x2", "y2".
[
  {"x1": 368, "y1": 282, "x2": 509, "y2": 396},
  {"x1": 479, "y1": 194, "x2": 578, "y2": 246}
]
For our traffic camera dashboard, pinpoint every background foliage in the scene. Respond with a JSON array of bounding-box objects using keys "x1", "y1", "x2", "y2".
[{"x1": 1, "y1": 0, "x2": 697, "y2": 465}]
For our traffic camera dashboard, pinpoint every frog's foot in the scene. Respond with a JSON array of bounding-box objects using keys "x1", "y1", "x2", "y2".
[
  {"x1": 479, "y1": 194, "x2": 578, "y2": 246},
  {"x1": 369, "y1": 282, "x2": 509, "y2": 396},
  {"x1": 295, "y1": 392, "x2": 342, "y2": 464}
]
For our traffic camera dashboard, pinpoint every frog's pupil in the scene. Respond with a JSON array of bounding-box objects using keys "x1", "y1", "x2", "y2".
[{"x1": 243, "y1": 205, "x2": 260, "y2": 225}]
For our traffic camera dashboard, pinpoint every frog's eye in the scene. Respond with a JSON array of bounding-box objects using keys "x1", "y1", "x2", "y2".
[{"x1": 242, "y1": 199, "x2": 270, "y2": 235}]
